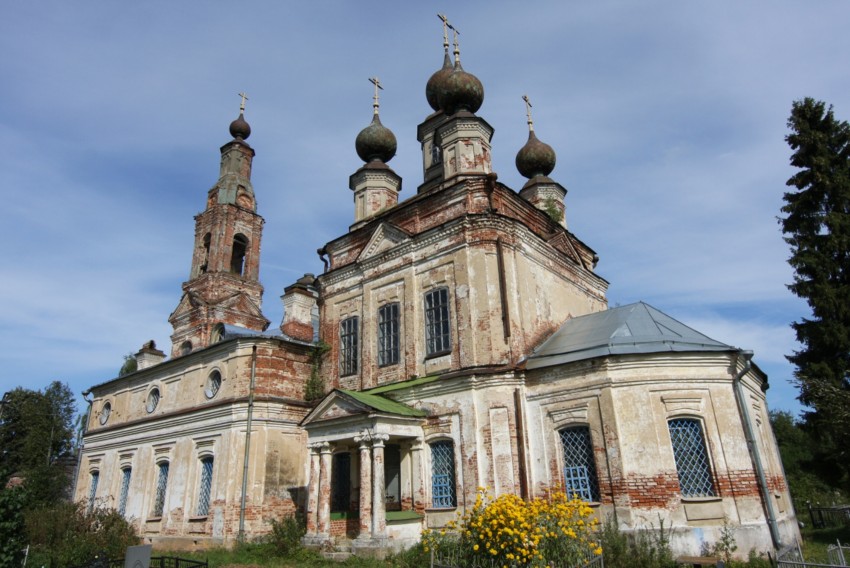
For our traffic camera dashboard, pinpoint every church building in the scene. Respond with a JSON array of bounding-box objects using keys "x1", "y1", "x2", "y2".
[{"x1": 74, "y1": 23, "x2": 799, "y2": 559}]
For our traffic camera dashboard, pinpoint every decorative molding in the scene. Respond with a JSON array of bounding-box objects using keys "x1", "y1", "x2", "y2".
[
  {"x1": 548, "y1": 402, "x2": 590, "y2": 426},
  {"x1": 661, "y1": 395, "x2": 704, "y2": 415}
]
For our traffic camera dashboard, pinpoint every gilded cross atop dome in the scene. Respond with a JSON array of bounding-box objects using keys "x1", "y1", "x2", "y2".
[
  {"x1": 523, "y1": 94, "x2": 535, "y2": 132},
  {"x1": 369, "y1": 77, "x2": 383, "y2": 116}
]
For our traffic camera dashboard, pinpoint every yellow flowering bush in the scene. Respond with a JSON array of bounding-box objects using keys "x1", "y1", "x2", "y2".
[{"x1": 422, "y1": 488, "x2": 602, "y2": 567}]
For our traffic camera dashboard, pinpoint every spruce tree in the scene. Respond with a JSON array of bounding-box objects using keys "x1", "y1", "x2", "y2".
[{"x1": 781, "y1": 98, "x2": 850, "y2": 489}]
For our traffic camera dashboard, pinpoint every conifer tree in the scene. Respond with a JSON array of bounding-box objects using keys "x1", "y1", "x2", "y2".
[{"x1": 781, "y1": 98, "x2": 850, "y2": 489}]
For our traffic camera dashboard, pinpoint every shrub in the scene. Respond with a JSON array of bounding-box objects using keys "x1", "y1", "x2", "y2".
[
  {"x1": 267, "y1": 512, "x2": 307, "y2": 557},
  {"x1": 24, "y1": 499, "x2": 139, "y2": 567},
  {"x1": 423, "y1": 488, "x2": 601, "y2": 567},
  {"x1": 599, "y1": 516, "x2": 675, "y2": 568},
  {"x1": 0, "y1": 487, "x2": 28, "y2": 568}
]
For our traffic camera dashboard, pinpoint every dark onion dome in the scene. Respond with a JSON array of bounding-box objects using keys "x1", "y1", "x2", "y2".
[
  {"x1": 426, "y1": 49, "x2": 453, "y2": 112},
  {"x1": 229, "y1": 112, "x2": 251, "y2": 141},
  {"x1": 516, "y1": 130, "x2": 556, "y2": 179},
  {"x1": 438, "y1": 60, "x2": 484, "y2": 115},
  {"x1": 355, "y1": 114, "x2": 397, "y2": 163}
]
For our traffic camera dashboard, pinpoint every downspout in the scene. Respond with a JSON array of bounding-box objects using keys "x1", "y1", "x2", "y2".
[
  {"x1": 732, "y1": 350, "x2": 782, "y2": 549},
  {"x1": 238, "y1": 345, "x2": 258, "y2": 542},
  {"x1": 71, "y1": 390, "x2": 94, "y2": 499},
  {"x1": 513, "y1": 387, "x2": 528, "y2": 499}
]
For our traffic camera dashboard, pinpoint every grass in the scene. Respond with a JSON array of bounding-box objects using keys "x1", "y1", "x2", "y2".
[{"x1": 799, "y1": 524, "x2": 850, "y2": 563}]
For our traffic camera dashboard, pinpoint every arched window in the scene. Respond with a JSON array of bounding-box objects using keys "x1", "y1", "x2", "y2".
[
  {"x1": 118, "y1": 467, "x2": 132, "y2": 517},
  {"x1": 196, "y1": 457, "x2": 214, "y2": 516},
  {"x1": 339, "y1": 316, "x2": 359, "y2": 376},
  {"x1": 424, "y1": 288, "x2": 451, "y2": 356},
  {"x1": 559, "y1": 427, "x2": 600, "y2": 502},
  {"x1": 99, "y1": 402, "x2": 111, "y2": 425},
  {"x1": 180, "y1": 341, "x2": 192, "y2": 356},
  {"x1": 205, "y1": 370, "x2": 222, "y2": 399},
  {"x1": 87, "y1": 470, "x2": 99, "y2": 513},
  {"x1": 430, "y1": 440, "x2": 456, "y2": 508},
  {"x1": 378, "y1": 303, "x2": 400, "y2": 366},
  {"x1": 146, "y1": 388, "x2": 160, "y2": 413},
  {"x1": 200, "y1": 233, "x2": 211, "y2": 273},
  {"x1": 152, "y1": 461, "x2": 170, "y2": 517},
  {"x1": 210, "y1": 323, "x2": 225, "y2": 344},
  {"x1": 231, "y1": 233, "x2": 248, "y2": 275},
  {"x1": 668, "y1": 418, "x2": 716, "y2": 498}
]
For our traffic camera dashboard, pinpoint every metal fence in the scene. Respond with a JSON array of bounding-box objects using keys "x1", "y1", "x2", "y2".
[
  {"x1": 430, "y1": 547, "x2": 604, "y2": 568},
  {"x1": 806, "y1": 504, "x2": 850, "y2": 529},
  {"x1": 777, "y1": 542, "x2": 849, "y2": 568},
  {"x1": 69, "y1": 556, "x2": 208, "y2": 568}
]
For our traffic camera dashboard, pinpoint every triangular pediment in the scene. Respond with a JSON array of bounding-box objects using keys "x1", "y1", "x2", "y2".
[
  {"x1": 358, "y1": 222, "x2": 411, "y2": 262},
  {"x1": 216, "y1": 292, "x2": 266, "y2": 319},
  {"x1": 547, "y1": 232, "x2": 585, "y2": 269},
  {"x1": 168, "y1": 292, "x2": 204, "y2": 322},
  {"x1": 302, "y1": 390, "x2": 373, "y2": 426}
]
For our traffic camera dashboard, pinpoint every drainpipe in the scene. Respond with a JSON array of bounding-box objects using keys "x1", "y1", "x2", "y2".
[
  {"x1": 71, "y1": 390, "x2": 94, "y2": 500},
  {"x1": 732, "y1": 350, "x2": 782, "y2": 549},
  {"x1": 238, "y1": 345, "x2": 258, "y2": 542}
]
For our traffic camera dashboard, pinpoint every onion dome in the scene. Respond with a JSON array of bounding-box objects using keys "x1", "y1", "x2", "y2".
[
  {"x1": 229, "y1": 112, "x2": 251, "y2": 141},
  {"x1": 437, "y1": 32, "x2": 484, "y2": 115},
  {"x1": 355, "y1": 114, "x2": 397, "y2": 163},
  {"x1": 426, "y1": 44, "x2": 453, "y2": 111},
  {"x1": 516, "y1": 131, "x2": 556, "y2": 178}
]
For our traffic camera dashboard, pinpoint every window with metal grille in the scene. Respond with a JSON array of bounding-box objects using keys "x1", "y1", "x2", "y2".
[
  {"x1": 87, "y1": 471, "x2": 99, "y2": 513},
  {"x1": 558, "y1": 427, "x2": 600, "y2": 502},
  {"x1": 668, "y1": 418, "x2": 716, "y2": 498},
  {"x1": 118, "y1": 467, "x2": 131, "y2": 517},
  {"x1": 424, "y1": 288, "x2": 451, "y2": 356},
  {"x1": 331, "y1": 452, "x2": 351, "y2": 512},
  {"x1": 378, "y1": 303, "x2": 400, "y2": 366},
  {"x1": 430, "y1": 440, "x2": 456, "y2": 508},
  {"x1": 196, "y1": 457, "x2": 214, "y2": 516},
  {"x1": 339, "y1": 316, "x2": 359, "y2": 376},
  {"x1": 152, "y1": 462, "x2": 169, "y2": 517}
]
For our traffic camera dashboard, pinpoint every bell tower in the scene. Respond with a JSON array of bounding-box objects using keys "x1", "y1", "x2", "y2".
[{"x1": 168, "y1": 96, "x2": 270, "y2": 358}]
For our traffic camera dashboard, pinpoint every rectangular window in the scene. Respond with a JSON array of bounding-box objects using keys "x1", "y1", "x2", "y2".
[
  {"x1": 424, "y1": 288, "x2": 451, "y2": 356},
  {"x1": 118, "y1": 467, "x2": 131, "y2": 517},
  {"x1": 430, "y1": 440, "x2": 457, "y2": 508},
  {"x1": 152, "y1": 462, "x2": 169, "y2": 517},
  {"x1": 378, "y1": 303, "x2": 400, "y2": 366},
  {"x1": 339, "y1": 316, "x2": 359, "y2": 376},
  {"x1": 87, "y1": 471, "x2": 99, "y2": 513},
  {"x1": 668, "y1": 418, "x2": 716, "y2": 498},
  {"x1": 196, "y1": 457, "x2": 214, "y2": 516},
  {"x1": 559, "y1": 427, "x2": 600, "y2": 502},
  {"x1": 331, "y1": 452, "x2": 351, "y2": 512}
]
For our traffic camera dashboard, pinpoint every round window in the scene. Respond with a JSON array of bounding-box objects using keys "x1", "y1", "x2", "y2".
[
  {"x1": 146, "y1": 388, "x2": 160, "y2": 413},
  {"x1": 99, "y1": 402, "x2": 111, "y2": 425},
  {"x1": 205, "y1": 370, "x2": 222, "y2": 399}
]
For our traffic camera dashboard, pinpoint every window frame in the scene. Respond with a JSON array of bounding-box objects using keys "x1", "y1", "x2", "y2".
[
  {"x1": 429, "y1": 439, "x2": 457, "y2": 509},
  {"x1": 424, "y1": 287, "x2": 452, "y2": 357},
  {"x1": 118, "y1": 467, "x2": 132, "y2": 517},
  {"x1": 196, "y1": 456, "x2": 214, "y2": 517},
  {"x1": 377, "y1": 302, "x2": 400, "y2": 367},
  {"x1": 339, "y1": 316, "x2": 360, "y2": 377},
  {"x1": 667, "y1": 417, "x2": 717, "y2": 498},
  {"x1": 151, "y1": 461, "x2": 170, "y2": 518},
  {"x1": 87, "y1": 470, "x2": 99, "y2": 513},
  {"x1": 558, "y1": 426, "x2": 601, "y2": 502}
]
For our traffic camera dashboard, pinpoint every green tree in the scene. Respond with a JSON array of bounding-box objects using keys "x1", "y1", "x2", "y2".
[
  {"x1": 118, "y1": 352, "x2": 137, "y2": 376},
  {"x1": 0, "y1": 381, "x2": 78, "y2": 504},
  {"x1": 781, "y1": 97, "x2": 850, "y2": 490}
]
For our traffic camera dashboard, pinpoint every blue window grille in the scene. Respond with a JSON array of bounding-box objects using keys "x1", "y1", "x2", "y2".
[
  {"x1": 196, "y1": 457, "x2": 214, "y2": 516},
  {"x1": 339, "y1": 316, "x2": 359, "y2": 376},
  {"x1": 118, "y1": 467, "x2": 131, "y2": 517},
  {"x1": 424, "y1": 288, "x2": 451, "y2": 356},
  {"x1": 668, "y1": 418, "x2": 716, "y2": 498},
  {"x1": 559, "y1": 427, "x2": 600, "y2": 502},
  {"x1": 378, "y1": 303, "x2": 400, "y2": 366},
  {"x1": 431, "y1": 440, "x2": 456, "y2": 508},
  {"x1": 331, "y1": 452, "x2": 351, "y2": 512},
  {"x1": 87, "y1": 471, "x2": 99, "y2": 513},
  {"x1": 152, "y1": 462, "x2": 169, "y2": 517}
]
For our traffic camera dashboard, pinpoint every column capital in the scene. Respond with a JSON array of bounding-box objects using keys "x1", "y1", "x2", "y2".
[
  {"x1": 371, "y1": 433, "x2": 390, "y2": 448},
  {"x1": 410, "y1": 439, "x2": 424, "y2": 451},
  {"x1": 309, "y1": 441, "x2": 331, "y2": 453}
]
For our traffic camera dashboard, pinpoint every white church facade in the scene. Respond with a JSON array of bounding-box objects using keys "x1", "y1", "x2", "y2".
[{"x1": 74, "y1": 25, "x2": 799, "y2": 559}]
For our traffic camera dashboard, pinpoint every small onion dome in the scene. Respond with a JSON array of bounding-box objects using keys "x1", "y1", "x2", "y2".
[
  {"x1": 426, "y1": 49, "x2": 453, "y2": 112},
  {"x1": 438, "y1": 61, "x2": 484, "y2": 115},
  {"x1": 355, "y1": 114, "x2": 397, "y2": 163},
  {"x1": 516, "y1": 131, "x2": 556, "y2": 179},
  {"x1": 229, "y1": 112, "x2": 251, "y2": 141}
]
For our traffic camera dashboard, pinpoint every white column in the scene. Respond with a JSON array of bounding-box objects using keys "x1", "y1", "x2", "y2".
[
  {"x1": 318, "y1": 442, "x2": 332, "y2": 538},
  {"x1": 305, "y1": 444, "x2": 321, "y2": 537},
  {"x1": 354, "y1": 434, "x2": 372, "y2": 540},
  {"x1": 371, "y1": 434, "x2": 389, "y2": 538}
]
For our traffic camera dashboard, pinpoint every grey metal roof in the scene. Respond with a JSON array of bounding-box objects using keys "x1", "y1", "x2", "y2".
[{"x1": 524, "y1": 302, "x2": 734, "y2": 370}]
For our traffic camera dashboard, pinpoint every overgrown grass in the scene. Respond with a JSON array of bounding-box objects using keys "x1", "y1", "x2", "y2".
[{"x1": 800, "y1": 524, "x2": 850, "y2": 563}]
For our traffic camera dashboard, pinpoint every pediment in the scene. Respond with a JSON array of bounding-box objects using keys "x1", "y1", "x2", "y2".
[
  {"x1": 216, "y1": 292, "x2": 266, "y2": 319},
  {"x1": 357, "y1": 222, "x2": 411, "y2": 262},
  {"x1": 547, "y1": 233, "x2": 585, "y2": 269},
  {"x1": 302, "y1": 391, "x2": 372, "y2": 426},
  {"x1": 168, "y1": 292, "x2": 204, "y2": 321}
]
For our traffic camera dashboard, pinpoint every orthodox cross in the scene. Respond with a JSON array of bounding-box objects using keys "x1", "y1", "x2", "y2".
[
  {"x1": 369, "y1": 77, "x2": 383, "y2": 115},
  {"x1": 523, "y1": 94, "x2": 535, "y2": 132},
  {"x1": 437, "y1": 14, "x2": 450, "y2": 49},
  {"x1": 238, "y1": 92, "x2": 249, "y2": 113}
]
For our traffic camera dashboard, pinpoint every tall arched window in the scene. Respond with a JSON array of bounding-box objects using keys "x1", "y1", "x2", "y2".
[
  {"x1": 196, "y1": 457, "x2": 214, "y2": 516},
  {"x1": 200, "y1": 233, "x2": 211, "y2": 273},
  {"x1": 118, "y1": 467, "x2": 132, "y2": 517},
  {"x1": 87, "y1": 470, "x2": 99, "y2": 513},
  {"x1": 231, "y1": 233, "x2": 248, "y2": 275},
  {"x1": 430, "y1": 440, "x2": 456, "y2": 508},
  {"x1": 558, "y1": 427, "x2": 600, "y2": 502},
  {"x1": 152, "y1": 461, "x2": 170, "y2": 517},
  {"x1": 668, "y1": 418, "x2": 716, "y2": 498}
]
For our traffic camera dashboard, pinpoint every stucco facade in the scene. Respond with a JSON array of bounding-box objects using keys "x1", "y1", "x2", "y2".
[{"x1": 75, "y1": 31, "x2": 797, "y2": 559}]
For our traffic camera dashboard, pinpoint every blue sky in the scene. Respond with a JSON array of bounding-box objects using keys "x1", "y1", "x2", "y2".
[{"x1": 1, "y1": 1, "x2": 847, "y2": 417}]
